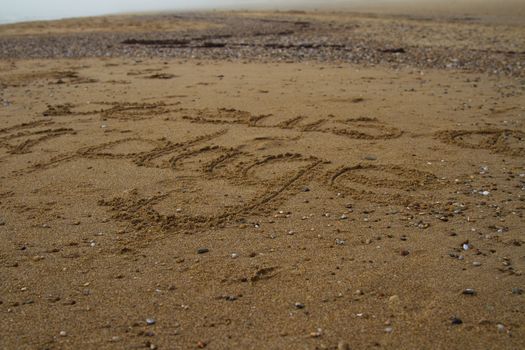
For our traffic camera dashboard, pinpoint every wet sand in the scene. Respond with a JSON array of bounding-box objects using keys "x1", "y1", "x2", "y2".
[{"x1": 0, "y1": 5, "x2": 524, "y2": 350}]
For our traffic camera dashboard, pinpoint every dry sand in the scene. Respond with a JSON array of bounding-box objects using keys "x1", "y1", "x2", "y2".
[{"x1": 0, "y1": 4, "x2": 524, "y2": 350}]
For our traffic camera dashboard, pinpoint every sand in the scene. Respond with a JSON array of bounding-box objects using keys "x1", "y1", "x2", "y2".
[{"x1": 0, "y1": 4, "x2": 524, "y2": 350}]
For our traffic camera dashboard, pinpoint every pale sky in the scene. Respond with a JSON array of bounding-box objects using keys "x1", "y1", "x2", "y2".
[
  {"x1": 1, "y1": 0, "x2": 380, "y2": 22},
  {"x1": 2, "y1": 1, "x2": 512, "y2": 24}
]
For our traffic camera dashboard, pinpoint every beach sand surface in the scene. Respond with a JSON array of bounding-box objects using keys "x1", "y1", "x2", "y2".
[{"x1": 0, "y1": 3, "x2": 524, "y2": 349}]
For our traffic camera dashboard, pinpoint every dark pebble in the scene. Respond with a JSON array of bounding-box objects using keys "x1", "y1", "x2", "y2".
[
  {"x1": 197, "y1": 248, "x2": 209, "y2": 254},
  {"x1": 511, "y1": 287, "x2": 523, "y2": 295},
  {"x1": 451, "y1": 317, "x2": 463, "y2": 325},
  {"x1": 462, "y1": 288, "x2": 476, "y2": 295}
]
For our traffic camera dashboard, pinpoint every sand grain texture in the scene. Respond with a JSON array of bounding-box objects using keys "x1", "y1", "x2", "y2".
[{"x1": 0, "y1": 6, "x2": 524, "y2": 350}]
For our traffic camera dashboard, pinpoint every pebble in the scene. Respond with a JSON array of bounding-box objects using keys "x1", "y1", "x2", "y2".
[
  {"x1": 384, "y1": 326, "x2": 393, "y2": 333},
  {"x1": 335, "y1": 239, "x2": 346, "y2": 246},
  {"x1": 59, "y1": 331, "x2": 67, "y2": 337},
  {"x1": 451, "y1": 317, "x2": 463, "y2": 325},
  {"x1": 146, "y1": 318, "x2": 156, "y2": 325},
  {"x1": 400, "y1": 249, "x2": 410, "y2": 256},
  {"x1": 309, "y1": 328, "x2": 323, "y2": 338},
  {"x1": 462, "y1": 288, "x2": 476, "y2": 295},
  {"x1": 472, "y1": 261, "x2": 482, "y2": 266},
  {"x1": 364, "y1": 155, "x2": 377, "y2": 161},
  {"x1": 294, "y1": 302, "x2": 305, "y2": 309},
  {"x1": 197, "y1": 248, "x2": 209, "y2": 254},
  {"x1": 511, "y1": 287, "x2": 523, "y2": 295},
  {"x1": 231, "y1": 253, "x2": 239, "y2": 259},
  {"x1": 496, "y1": 324, "x2": 505, "y2": 333}
]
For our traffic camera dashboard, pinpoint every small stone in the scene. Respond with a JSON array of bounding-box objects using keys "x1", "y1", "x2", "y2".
[
  {"x1": 231, "y1": 253, "x2": 239, "y2": 259},
  {"x1": 59, "y1": 331, "x2": 67, "y2": 337},
  {"x1": 462, "y1": 243, "x2": 470, "y2": 250},
  {"x1": 364, "y1": 155, "x2": 377, "y2": 161},
  {"x1": 451, "y1": 317, "x2": 463, "y2": 325},
  {"x1": 340, "y1": 214, "x2": 348, "y2": 220},
  {"x1": 146, "y1": 318, "x2": 156, "y2": 325},
  {"x1": 400, "y1": 250, "x2": 410, "y2": 256},
  {"x1": 472, "y1": 261, "x2": 482, "y2": 266},
  {"x1": 496, "y1": 324, "x2": 505, "y2": 333},
  {"x1": 384, "y1": 326, "x2": 393, "y2": 333},
  {"x1": 197, "y1": 340, "x2": 207, "y2": 348},
  {"x1": 294, "y1": 302, "x2": 305, "y2": 309},
  {"x1": 309, "y1": 328, "x2": 323, "y2": 338},
  {"x1": 462, "y1": 288, "x2": 476, "y2": 295},
  {"x1": 197, "y1": 248, "x2": 209, "y2": 254},
  {"x1": 335, "y1": 239, "x2": 346, "y2": 246},
  {"x1": 511, "y1": 287, "x2": 523, "y2": 295}
]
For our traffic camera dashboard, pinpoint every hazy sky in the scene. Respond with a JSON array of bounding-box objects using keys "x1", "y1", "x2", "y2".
[
  {"x1": 2, "y1": 0, "x2": 349, "y2": 22},
  {"x1": 2, "y1": 1, "x2": 394, "y2": 22},
  {"x1": 5, "y1": 1, "x2": 516, "y2": 24},
  {"x1": 0, "y1": 1, "x2": 267, "y2": 22}
]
